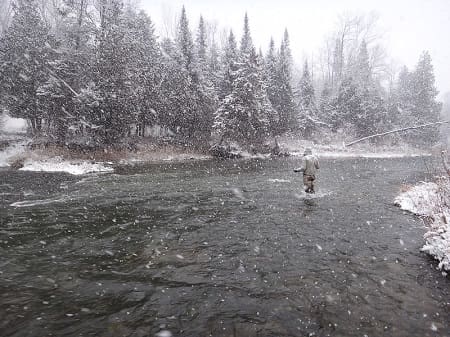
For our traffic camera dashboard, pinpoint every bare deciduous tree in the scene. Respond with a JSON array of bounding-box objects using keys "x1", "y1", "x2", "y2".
[{"x1": 315, "y1": 11, "x2": 389, "y2": 93}]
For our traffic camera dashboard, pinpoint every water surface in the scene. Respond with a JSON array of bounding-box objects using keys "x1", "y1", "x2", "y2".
[{"x1": 0, "y1": 156, "x2": 448, "y2": 337}]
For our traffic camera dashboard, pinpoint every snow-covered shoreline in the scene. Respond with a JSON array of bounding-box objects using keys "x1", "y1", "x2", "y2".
[
  {"x1": 19, "y1": 157, "x2": 114, "y2": 175},
  {"x1": 0, "y1": 136, "x2": 433, "y2": 175},
  {"x1": 395, "y1": 181, "x2": 450, "y2": 272}
]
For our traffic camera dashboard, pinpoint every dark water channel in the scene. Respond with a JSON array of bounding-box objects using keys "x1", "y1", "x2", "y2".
[{"x1": 0, "y1": 156, "x2": 449, "y2": 337}]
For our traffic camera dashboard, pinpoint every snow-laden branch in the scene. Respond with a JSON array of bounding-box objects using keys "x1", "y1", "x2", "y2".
[
  {"x1": 305, "y1": 115, "x2": 332, "y2": 128},
  {"x1": 61, "y1": 107, "x2": 101, "y2": 130},
  {"x1": 345, "y1": 121, "x2": 450, "y2": 147},
  {"x1": 45, "y1": 66, "x2": 80, "y2": 97}
]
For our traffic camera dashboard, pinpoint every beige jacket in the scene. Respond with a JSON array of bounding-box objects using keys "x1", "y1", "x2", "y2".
[{"x1": 297, "y1": 154, "x2": 319, "y2": 177}]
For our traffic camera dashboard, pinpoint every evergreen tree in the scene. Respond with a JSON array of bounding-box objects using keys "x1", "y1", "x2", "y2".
[
  {"x1": 0, "y1": 0, "x2": 51, "y2": 134},
  {"x1": 240, "y1": 13, "x2": 253, "y2": 55},
  {"x1": 208, "y1": 39, "x2": 221, "y2": 92},
  {"x1": 353, "y1": 40, "x2": 371, "y2": 89},
  {"x1": 176, "y1": 6, "x2": 195, "y2": 73},
  {"x1": 297, "y1": 61, "x2": 318, "y2": 139},
  {"x1": 122, "y1": 8, "x2": 162, "y2": 137},
  {"x1": 265, "y1": 37, "x2": 279, "y2": 120},
  {"x1": 275, "y1": 29, "x2": 296, "y2": 134},
  {"x1": 351, "y1": 41, "x2": 387, "y2": 139},
  {"x1": 87, "y1": 0, "x2": 133, "y2": 144},
  {"x1": 334, "y1": 76, "x2": 362, "y2": 131},
  {"x1": 354, "y1": 88, "x2": 386, "y2": 139},
  {"x1": 219, "y1": 30, "x2": 238, "y2": 99},
  {"x1": 409, "y1": 51, "x2": 442, "y2": 145},
  {"x1": 214, "y1": 14, "x2": 275, "y2": 146},
  {"x1": 195, "y1": 16, "x2": 207, "y2": 68},
  {"x1": 158, "y1": 38, "x2": 191, "y2": 135},
  {"x1": 318, "y1": 82, "x2": 335, "y2": 129},
  {"x1": 171, "y1": 7, "x2": 214, "y2": 145},
  {"x1": 37, "y1": 0, "x2": 97, "y2": 143},
  {"x1": 391, "y1": 66, "x2": 415, "y2": 129}
]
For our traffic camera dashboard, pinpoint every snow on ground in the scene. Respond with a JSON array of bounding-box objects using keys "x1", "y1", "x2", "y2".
[
  {"x1": 395, "y1": 181, "x2": 450, "y2": 271},
  {"x1": 315, "y1": 150, "x2": 427, "y2": 159},
  {"x1": 288, "y1": 145, "x2": 429, "y2": 159},
  {"x1": 280, "y1": 136, "x2": 430, "y2": 159},
  {"x1": 0, "y1": 141, "x2": 28, "y2": 167},
  {"x1": 1, "y1": 115, "x2": 27, "y2": 134},
  {"x1": 19, "y1": 157, "x2": 114, "y2": 175}
]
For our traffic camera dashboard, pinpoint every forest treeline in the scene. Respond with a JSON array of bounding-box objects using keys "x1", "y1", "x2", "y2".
[{"x1": 0, "y1": 0, "x2": 443, "y2": 150}]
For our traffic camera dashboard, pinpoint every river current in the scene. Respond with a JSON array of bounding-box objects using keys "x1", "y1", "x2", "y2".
[{"x1": 0, "y1": 156, "x2": 449, "y2": 337}]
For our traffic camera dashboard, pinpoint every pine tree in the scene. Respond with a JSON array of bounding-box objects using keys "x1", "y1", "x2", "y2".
[
  {"x1": 351, "y1": 41, "x2": 387, "y2": 139},
  {"x1": 172, "y1": 6, "x2": 200, "y2": 141},
  {"x1": 297, "y1": 61, "x2": 319, "y2": 138},
  {"x1": 158, "y1": 38, "x2": 191, "y2": 136},
  {"x1": 195, "y1": 16, "x2": 207, "y2": 68},
  {"x1": 88, "y1": 0, "x2": 133, "y2": 144},
  {"x1": 334, "y1": 76, "x2": 362, "y2": 132},
  {"x1": 122, "y1": 8, "x2": 162, "y2": 137},
  {"x1": 171, "y1": 7, "x2": 214, "y2": 145},
  {"x1": 409, "y1": 51, "x2": 442, "y2": 145},
  {"x1": 265, "y1": 37, "x2": 279, "y2": 122},
  {"x1": 353, "y1": 40, "x2": 371, "y2": 89},
  {"x1": 0, "y1": 0, "x2": 51, "y2": 134},
  {"x1": 240, "y1": 13, "x2": 253, "y2": 55},
  {"x1": 318, "y1": 82, "x2": 335, "y2": 129},
  {"x1": 37, "y1": 0, "x2": 97, "y2": 143},
  {"x1": 392, "y1": 66, "x2": 415, "y2": 126},
  {"x1": 208, "y1": 39, "x2": 221, "y2": 92},
  {"x1": 176, "y1": 6, "x2": 195, "y2": 73},
  {"x1": 219, "y1": 30, "x2": 238, "y2": 99},
  {"x1": 275, "y1": 29, "x2": 296, "y2": 134},
  {"x1": 214, "y1": 14, "x2": 275, "y2": 146}
]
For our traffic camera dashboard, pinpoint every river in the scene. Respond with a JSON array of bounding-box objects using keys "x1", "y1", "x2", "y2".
[{"x1": 0, "y1": 156, "x2": 449, "y2": 337}]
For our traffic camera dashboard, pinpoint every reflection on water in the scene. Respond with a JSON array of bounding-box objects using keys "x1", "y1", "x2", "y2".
[{"x1": 0, "y1": 157, "x2": 449, "y2": 337}]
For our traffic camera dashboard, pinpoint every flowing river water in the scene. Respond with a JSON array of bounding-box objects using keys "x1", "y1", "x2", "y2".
[{"x1": 0, "y1": 156, "x2": 449, "y2": 337}]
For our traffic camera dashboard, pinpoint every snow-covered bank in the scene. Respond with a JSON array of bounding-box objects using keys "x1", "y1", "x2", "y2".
[
  {"x1": 294, "y1": 150, "x2": 428, "y2": 159},
  {"x1": 0, "y1": 142, "x2": 113, "y2": 174},
  {"x1": 0, "y1": 141, "x2": 28, "y2": 167},
  {"x1": 19, "y1": 157, "x2": 114, "y2": 175},
  {"x1": 280, "y1": 137, "x2": 430, "y2": 159},
  {"x1": 395, "y1": 181, "x2": 450, "y2": 271}
]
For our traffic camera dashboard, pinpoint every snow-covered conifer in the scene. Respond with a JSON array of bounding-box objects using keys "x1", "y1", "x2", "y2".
[
  {"x1": 0, "y1": 0, "x2": 51, "y2": 134},
  {"x1": 297, "y1": 61, "x2": 319, "y2": 139}
]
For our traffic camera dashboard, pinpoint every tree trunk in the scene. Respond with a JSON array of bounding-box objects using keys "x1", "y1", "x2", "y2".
[{"x1": 75, "y1": 0, "x2": 85, "y2": 50}]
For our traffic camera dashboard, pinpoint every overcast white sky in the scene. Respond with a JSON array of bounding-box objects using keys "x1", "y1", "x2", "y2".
[{"x1": 139, "y1": 0, "x2": 450, "y2": 98}]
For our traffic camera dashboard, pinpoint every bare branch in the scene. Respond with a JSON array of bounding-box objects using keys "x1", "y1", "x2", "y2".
[{"x1": 345, "y1": 121, "x2": 450, "y2": 147}]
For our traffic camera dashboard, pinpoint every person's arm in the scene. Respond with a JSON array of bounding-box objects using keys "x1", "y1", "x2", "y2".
[{"x1": 294, "y1": 158, "x2": 306, "y2": 172}]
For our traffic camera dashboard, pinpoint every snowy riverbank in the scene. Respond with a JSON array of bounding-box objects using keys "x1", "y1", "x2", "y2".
[
  {"x1": 0, "y1": 141, "x2": 113, "y2": 175},
  {"x1": 19, "y1": 157, "x2": 114, "y2": 175},
  {"x1": 395, "y1": 181, "x2": 450, "y2": 272},
  {"x1": 0, "y1": 135, "x2": 434, "y2": 175},
  {"x1": 280, "y1": 137, "x2": 431, "y2": 159}
]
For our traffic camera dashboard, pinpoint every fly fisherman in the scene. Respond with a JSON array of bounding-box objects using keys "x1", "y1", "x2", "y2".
[{"x1": 294, "y1": 148, "x2": 320, "y2": 194}]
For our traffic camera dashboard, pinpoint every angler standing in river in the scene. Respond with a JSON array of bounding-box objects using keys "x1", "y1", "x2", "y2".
[{"x1": 294, "y1": 148, "x2": 320, "y2": 193}]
